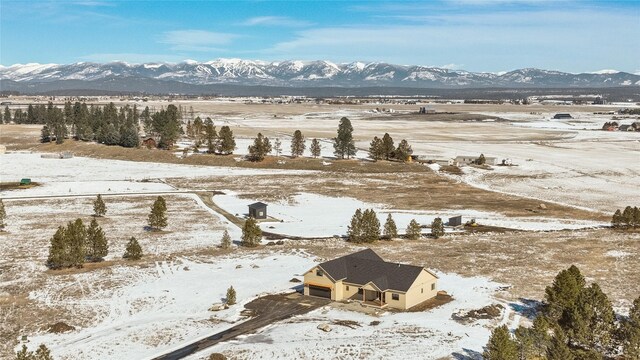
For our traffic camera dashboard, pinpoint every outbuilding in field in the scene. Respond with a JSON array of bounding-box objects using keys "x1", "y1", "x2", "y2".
[
  {"x1": 553, "y1": 113, "x2": 573, "y2": 119},
  {"x1": 248, "y1": 202, "x2": 268, "y2": 219},
  {"x1": 20, "y1": 178, "x2": 31, "y2": 186},
  {"x1": 448, "y1": 216, "x2": 463, "y2": 226}
]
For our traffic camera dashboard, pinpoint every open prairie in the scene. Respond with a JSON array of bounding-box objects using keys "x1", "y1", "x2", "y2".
[{"x1": 1, "y1": 100, "x2": 638, "y2": 359}]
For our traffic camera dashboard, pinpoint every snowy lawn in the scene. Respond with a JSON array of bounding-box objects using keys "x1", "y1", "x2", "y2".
[
  {"x1": 21, "y1": 252, "x2": 315, "y2": 360},
  {"x1": 189, "y1": 273, "x2": 519, "y2": 360},
  {"x1": 214, "y1": 191, "x2": 605, "y2": 237}
]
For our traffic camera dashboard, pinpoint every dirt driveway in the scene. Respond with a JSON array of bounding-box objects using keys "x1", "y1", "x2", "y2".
[{"x1": 152, "y1": 292, "x2": 330, "y2": 360}]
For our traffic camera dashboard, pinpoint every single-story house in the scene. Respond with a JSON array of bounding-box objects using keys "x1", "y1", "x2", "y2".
[
  {"x1": 619, "y1": 124, "x2": 632, "y2": 132},
  {"x1": 553, "y1": 113, "x2": 573, "y2": 119},
  {"x1": 303, "y1": 249, "x2": 439, "y2": 310},
  {"x1": 248, "y1": 202, "x2": 268, "y2": 219},
  {"x1": 455, "y1": 155, "x2": 497, "y2": 166}
]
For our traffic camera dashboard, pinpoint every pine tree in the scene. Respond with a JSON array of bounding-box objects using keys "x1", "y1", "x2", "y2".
[
  {"x1": 226, "y1": 286, "x2": 237, "y2": 305},
  {"x1": 93, "y1": 194, "x2": 106, "y2": 217},
  {"x1": 382, "y1": 133, "x2": 394, "y2": 160},
  {"x1": 477, "y1": 153, "x2": 487, "y2": 165},
  {"x1": 273, "y1": 138, "x2": 282, "y2": 157},
  {"x1": 241, "y1": 217, "x2": 262, "y2": 247},
  {"x1": 563, "y1": 282, "x2": 615, "y2": 352},
  {"x1": 123, "y1": 236, "x2": 143, "y2": 260},
  {"x1": 204, "y1": 119, "x2": 217, "y2": 154},
  {"x1": 66, "y1": 219, "x2": 87, "y2": 268},
  {"x1": 633, "y1": 206, "x2": 640, "y2": 228},
  {"x1": 546, "y1": 333, "x2": 574, "y2": 360},
  {"x1": 394, "y1": 139, "x2": 413, "y2": 162},
  {"x1": 47, "y1": 226, "x2": 67, "y2": 269},
  {"x1": 148, "y1": 196, "x2": 168, "y2": 231},
  {"x1": 3, "y1": 106, "x2": 10, "y2": 124},
  {"x1": 360, "y1": 209, "x2": 380, "y2": 243},
  {"x1": 347, "y1": 208, "x2": 363, "y2": 243},
  {"x1": 333, "y1": 117, "x2": 356, "y2": 159},
  {"x1": 406, "y1": 219, "x2": 422, "y2": 240},
  {"x1": 483, "y1": 325, "x2": 518, "y2": 360},
  {"x1": 119, "y1": 124, "x2": 139, "y2": 148},
  {"x1": 41, "y1": 125, "x2": 51, "y2": 143},
  {"x1": 34, "y1": 344, "x2": 54, "y2": 360},
  {"x1": 622, "y1": 296, "x2": 640, "y2": 359},
  {"x1": 622, "y1": 206, "x2": 634, "y2": 227},
  {"x1": 15, "y1": 345, "x2": 31, "y2": 360},
  {"x1": 430, "y1": 217, "x2": 444, "y2": 238},
  {"x1": 247, "y1": 133, "x2": 272, "y2": 162},
  {"x1": 368, "y1": 136, "x2": 384, "y2": 160},
  {"x1": 220, "y1": 230, "x2": 232, "y2": 249},
  {"x1": 545, "y1": 265, "x2": 586, "y2": 321},
  {"x1": 383, "y1": 214, "x2": 398, "y2": 240},
  {"x1": 310, "y1": 138, "x2": 322, "y2": 158},
  {"x1": 612, "y1": 209, "x2": 623, "y2": 228},
  {"x1": 216, "y1": 126, "x2": 236, "y2": 155},
  {"x1": 290, "y1": 130, "x2": 305, "y2": 158},
  {"x1": 0, "y1": 198, "x2": 6, "y2": 230},
  {"x1": 86, "y1": 218, "x2": 108, "y2": 262},
  {"x1": 514, "y1": 316, "x2": 550, "y2": 360}
]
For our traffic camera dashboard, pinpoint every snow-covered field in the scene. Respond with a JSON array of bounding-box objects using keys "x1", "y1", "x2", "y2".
[
  {"x1": 21, "y1": 252, "x2": 315, "y2": 360},
  {"x1": 215, "y1": 191, "x2": 605, "y2": 236},
  {"x1": 190, "y1": 272, "x2": 518, "y2": 360},
  {"x1": 19, "y1": 250, "x2": 519, "y2": 360}
]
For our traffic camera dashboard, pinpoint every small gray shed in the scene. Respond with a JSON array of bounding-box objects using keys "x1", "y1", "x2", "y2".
[
  {"x1": 248, "y1": 202, "x2": 268, "y2": 219},
  {"x1": 448, "y1": 216, "x2": 463, "y2": 226}
]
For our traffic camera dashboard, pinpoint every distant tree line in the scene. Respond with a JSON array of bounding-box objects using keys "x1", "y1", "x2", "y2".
[
  {"x1": 612, "y1": 206, "x2": 640, "y2": 228},
  {"x1": 186, "y1": 116, "x2": 236, "y2": 154},
  {"x1": 2, "y1": 102, "x2": 192, "y2": 149},
  {"x1": 484, "y1": 265, "x2": 640, "y2": 359},
  {"x1": 368, "y1": 132, "x2": 413, "y2": 162},
  {"x1": 346, "y1": 209, "x2": 445, "y2": 242}
]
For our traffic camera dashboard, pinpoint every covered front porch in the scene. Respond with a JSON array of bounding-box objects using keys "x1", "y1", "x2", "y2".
[{"x1": 360, "y1": 282, "x2": 388, "y2": 308}]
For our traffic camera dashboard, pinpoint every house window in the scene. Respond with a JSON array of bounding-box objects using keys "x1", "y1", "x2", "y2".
[
  {"x1": 259, "y1": 211, "x2": 263, "y2": 216},
  {"x1": 421, "y1": 288, "x2": 424, "y2": 294},
  {"x1": 316, "y1": 269, "x2": 323, "y2": 277},
  {"x1": 431, "y1": 283, "x2": 436, "y2": 290},
  {"x1": 392, "y1": 293, "x2": 399, "y2": 301},
  {"x1": 358, "y1": 288, "x2": 363, "y2": 295},
  {"x1": 346, "y1": 286, "x2": 349, "y2": 291}
]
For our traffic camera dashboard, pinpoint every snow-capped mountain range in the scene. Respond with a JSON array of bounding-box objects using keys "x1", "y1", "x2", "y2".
[{"x1": 1, "y1": 59, "x2": 639, "y2": 89}]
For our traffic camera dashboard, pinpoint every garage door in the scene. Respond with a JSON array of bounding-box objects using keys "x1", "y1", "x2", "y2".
[{"x1": 308, "y1": 285, "x2": 331, "y2": 299}]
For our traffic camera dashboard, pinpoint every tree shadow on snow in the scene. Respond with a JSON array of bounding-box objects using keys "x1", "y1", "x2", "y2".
[
  {"x1": 509, "y1": 298, "x2": 544, "y2": 320},
  {"x1": 452, "y1": 348, "x2": 483, "y2": 360}
]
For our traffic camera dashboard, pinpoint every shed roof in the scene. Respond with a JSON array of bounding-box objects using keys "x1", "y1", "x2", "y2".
[
  {"x1": 317, "y1": 249, "x2": 435, "y2": 292},
  {"x1": 248, "y1": 202, "x2": 268, "y2": 209}
]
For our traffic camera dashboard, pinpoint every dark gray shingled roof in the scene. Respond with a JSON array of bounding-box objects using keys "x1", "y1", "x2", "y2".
[
  {"x1": 317, "y1": 249, "x2": 433, "y2": 292},
  {"x1": 248, "y1": 202, "x2": 268, "y2": 209}
]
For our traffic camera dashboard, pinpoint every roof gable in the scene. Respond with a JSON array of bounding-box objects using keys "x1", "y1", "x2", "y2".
[{"x1": 317, "y1": 249, "x2": 427, "y2": 292}]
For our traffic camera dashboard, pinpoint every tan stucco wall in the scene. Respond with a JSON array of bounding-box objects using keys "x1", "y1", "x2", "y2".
[
  {"x1": 303, "y1": 266, "x2": 338, "y2": 300},
  {"x1": 341, "y1": 282, "x2": 360, "y2": 300},
  {"x1": 404, "y1": 270, "x2": 438, "y2": 309}
]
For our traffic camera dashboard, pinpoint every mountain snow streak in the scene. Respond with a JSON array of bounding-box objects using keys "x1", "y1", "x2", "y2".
[{"x1": 1, "y1": 59, "x2": 639, "y2": 88}]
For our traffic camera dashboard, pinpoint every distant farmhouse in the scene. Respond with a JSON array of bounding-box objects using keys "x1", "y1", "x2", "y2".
[
  {"x1": 303, "y1": 249, "x2": 438, "y2": 310},
  {"x1": 553, "y1": 113, "x2": 573, "y2": 119},
  {"x1": 455, "y1": 155, "x2": 498, "y2": 166}
]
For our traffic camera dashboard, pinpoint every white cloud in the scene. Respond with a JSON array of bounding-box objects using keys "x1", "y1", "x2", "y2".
[
  {"x1": 264, "y1": 9, "x2": 640, "y2": 72},
  {"x1": 240, "y1": 16, "x2": 311, "y2": 27},
  {"x1": 160, "y1": 30, "x2": 239, "y2": 52}
]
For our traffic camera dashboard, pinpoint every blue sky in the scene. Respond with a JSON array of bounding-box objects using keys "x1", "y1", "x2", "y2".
[{"x1": 1, "y1": 0, "x2": 639, "y2": 73}]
